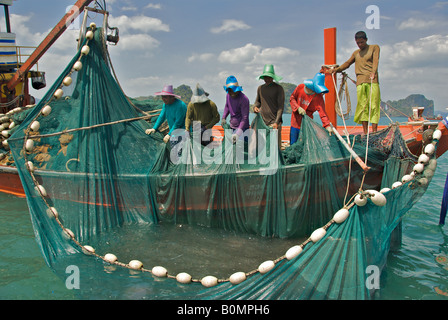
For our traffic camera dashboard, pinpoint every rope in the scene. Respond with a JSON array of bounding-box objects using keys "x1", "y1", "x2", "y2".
[
  {"x1": 8, "y1": 112, "x2": 160, "y2": 142},
  {"x1": 330, "y1": 69, "x2": 375, "y2": 199},
  {"x1": 331, "y1": 73, "x2": 350, "y2": 143},
  {"x1": 334, "y1": 73, "x2": 351, "y2": 120}
]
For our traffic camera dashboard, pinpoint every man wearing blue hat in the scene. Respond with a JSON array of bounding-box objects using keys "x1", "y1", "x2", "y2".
[
  {"x1": 221, "y1": 75, "x2": 250, "y2": 143},
  {"x1": 289, "y1": 73, "x2": 332, "y2": 144}
]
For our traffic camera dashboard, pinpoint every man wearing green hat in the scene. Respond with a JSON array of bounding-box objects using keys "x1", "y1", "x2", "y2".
[{"x1": 253, "y1": 64, "x2": 285, "y2": 147}]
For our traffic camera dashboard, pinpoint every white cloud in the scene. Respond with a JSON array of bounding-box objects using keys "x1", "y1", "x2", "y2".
[
  {"x1": 188, "y1": 53, "x2": 215, "y2": 63},
  {"x1": 210, "y1": 19, "x2": 251, "y2": 34},
  {"x1": 218, "y1": 43, "x2": 261, "y2": 64},
  {"x1": 398, "y1": 17, "x2": 438, "y2": 30},
  {"x1": 378, "y1": 34, "x2": 448, "y2": 107},
  {"x1": 145, "y1": 3, "x2": 162, "y2": 10},
  {"x1": 121, "y1": 6, "x2": 138, "y2": 12},
  {"x1": 109, "y1": 15, "x2": 169, "y2": 33},
  {"x1": 382, "y1": 34, "x2": 448, "y2": 68},
  {"x1": 116, "y1": 33, "x2": 161, "y2": 51},
  {"x1": 256, "y1": 47, "x2": 300, "y2": 64},
  {"x1": 7, "y1": 14, "x2": 43, "y2": 46},
  {"x1": 218, "y1": 43, "x2": 300, "y2": 67},
  {"x1": 432, "y1": 1, "x2": 448, "y2": 9}
]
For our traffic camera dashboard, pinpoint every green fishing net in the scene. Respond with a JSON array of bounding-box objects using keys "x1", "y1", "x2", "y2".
[{"x1": 7, "y1": 28, "x2": 436, "y2": 299}]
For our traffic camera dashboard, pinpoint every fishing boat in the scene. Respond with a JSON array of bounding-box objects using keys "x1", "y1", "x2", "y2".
[{"x1": 2, "y1": 2, "x2": 448, "y2": 300}]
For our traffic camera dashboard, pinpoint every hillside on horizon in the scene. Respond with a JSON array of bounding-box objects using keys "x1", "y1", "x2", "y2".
[{"x1": 132, "y1": 84, "x2": 441, "y2": 118}]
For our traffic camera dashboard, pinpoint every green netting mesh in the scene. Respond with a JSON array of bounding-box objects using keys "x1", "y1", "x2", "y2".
[{"x1": 7, "y1": 28, "x2": 437, "y2": 299}]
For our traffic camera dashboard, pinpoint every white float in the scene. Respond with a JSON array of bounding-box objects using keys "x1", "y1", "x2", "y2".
[
  {"x1": 258, "y1": 260, "x2": 275, "y2": 274},
  {"x1": 63, "y1": 76, "x2": 72, "y2": 86},
  {"x1": 424, "y1": 144, "x2": 435, "y2": 156},
  {"x1": 152, "y1": 266, "x2": 168, "y2": 277},
  {"x1": 54, "y1": 88, "x2": 64, "y2": 100},
  {"x1": 413, "y1": 163, "x2": 424, "y2": 173},
  {"x1": 26, "y1": 161, "x2": 34, "y2": 172},
  {"x1": 30, "y1": 121, "x2": 40, "y2": 132},
  {"x1": 86, "y1": 30, "x2": 94, "y2": 40},
  {"x1": 366, "y1": 190, "x2": 387, "y2": 206},
  {"x1": 81, "y1": 45, "x2": 90, "y2": 55},
  {"x1": 380, "y1": 187, "x2": 390, "y2": 193},
  {"x1": 285, "y1": 245, "x2": 303, "y2": 260},
  {"x1": 427, "y1": 159, "x2": 437, "y2": 171},
  {"x1": 25, "y1": 139, "x2": 34, "y2": 151},
  {"x1": 176, "y1": 272, "x2": 192, "y2": 284},
  {"x1": 46, "y1": 207, "x2": 58, "y2": 219},
  {"x1": 392, "y1": 181, "x2": 402, "y2": 189},
  {"x1": 418, "y1": 154, "x2": 429, "y2": 164},
  {"x1": 418, "y1": 177, "x2": 428, "y2": 186},
  {"x1": 104, "y1": 253, "x2": 118, "y2": 263},
  {"x1": 82, "y1": 245, "x2": 95, "y2": 254},
  {"x1": 64, "y1": 228, "x2": 75, "y2": 239},
  {"x1": 229, "y1": 272, "x2": 246, "y2": 285},
  {"x1": 73, "y1": 61, "x2": 83, "y2": 71},
  {"x1": 41, "y1": 105, "x2": 52, "y2": 116},
  {"x1": 433, "y1": 129, "x2": 442, "y2": 140},
  {"x1": 310, "y1": 228, "x2": 326, "y2": 243},
  {"x1": 354, "y1": 194, "x2": 367, "y2": 206},
  {"x1": 128, "y1": 260, "x2": 143, "y2": 270},
  {"x1": 201, "y1": 276, "x2": 218, "y2": 287},
  {"x1": 35, "y1": 184, "x2": 47, "y2": 197},
  {"x1": 423, "y1": 168, "x2": 434, "y2": 178},
  {"x1": 332, "y1": 208, "x2": 350, "y2": 224}
]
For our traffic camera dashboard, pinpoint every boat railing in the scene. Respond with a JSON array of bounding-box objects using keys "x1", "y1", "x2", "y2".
[{"x1": 0, "y1": 45, "x2": 40, "y2": 72}]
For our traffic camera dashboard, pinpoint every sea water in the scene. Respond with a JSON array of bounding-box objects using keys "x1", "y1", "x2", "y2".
[{"x1": 0, "y1": 126, "x2": 447, "y2": 300}]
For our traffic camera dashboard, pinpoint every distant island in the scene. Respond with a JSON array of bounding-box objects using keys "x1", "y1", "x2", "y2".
[{"x1": 131, "y1": 84, "x2": 442, "y2": 118}]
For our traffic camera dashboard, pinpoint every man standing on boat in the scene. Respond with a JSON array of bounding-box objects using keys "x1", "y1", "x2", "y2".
[
  {"x1": 253, "y1": 64, "x2": 284, "y2": 148},
  {"x1": 145, "y1": 85, "x2": 187, "y2": 151},
  {"x1": 221, "y1": 75, "x2": 250, "y2": 143},
  {"x1": 331, "y1": 31, "x2": 381, "y2": 134},
  {"x1": 185, "y1": 83, "x2": 220, "y2": 146},
  {"x1": 289, "y1": 73, "x2": 333, "y2": 145}
]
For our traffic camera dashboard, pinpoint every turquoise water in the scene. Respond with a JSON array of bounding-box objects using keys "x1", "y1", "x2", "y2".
[{"x1": 0, "y1": 144, "x2": 447, "y2": 300}]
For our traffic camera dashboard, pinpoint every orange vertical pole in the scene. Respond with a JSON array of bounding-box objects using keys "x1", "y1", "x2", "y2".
[{"x1": 323, "y1": 27, "x2": 337, "y2": 128}]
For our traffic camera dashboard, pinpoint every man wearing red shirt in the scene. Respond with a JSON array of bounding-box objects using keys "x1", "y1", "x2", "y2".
[{"x1": 289, "y1": 73, "x2": 332, "y2": 144}]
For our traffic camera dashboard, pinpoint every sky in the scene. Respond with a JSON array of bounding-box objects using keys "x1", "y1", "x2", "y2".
[{"x1": 3, "y1": 0, "x2": 448, "y2": 114}]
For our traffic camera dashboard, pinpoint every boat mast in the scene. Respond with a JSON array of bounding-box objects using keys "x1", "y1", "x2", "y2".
[
  {"x1": 323, "y1": 27, "x2": 337, "y2": 128},
  {"x1": 6, "y1": 0, "x2": 94, "y2": 93}
]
